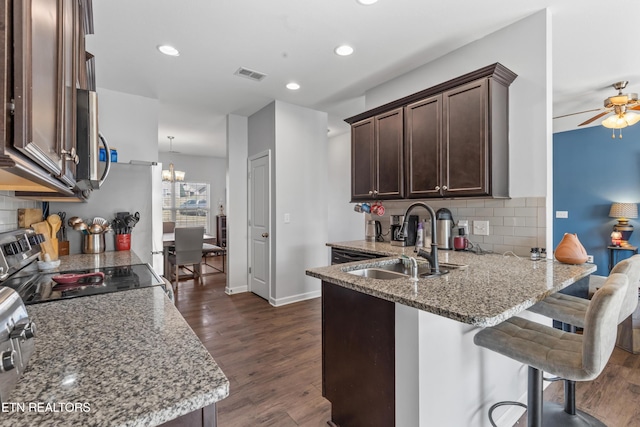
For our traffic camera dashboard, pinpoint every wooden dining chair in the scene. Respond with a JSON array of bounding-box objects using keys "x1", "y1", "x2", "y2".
[{"x1": 168, "y1": 227, "x2": 205, "y2": 290}]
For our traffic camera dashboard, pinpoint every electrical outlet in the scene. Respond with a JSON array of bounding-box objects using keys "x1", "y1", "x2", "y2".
[
  {"x1": 473, "y1": 220, "x2": 490, "y2": 236},
  {"x1": 284, "y1": 213, "x2": 291, "y2": 224},
  {"x1": 587, "y1": 255, "x2": 594, "y2": 263}
]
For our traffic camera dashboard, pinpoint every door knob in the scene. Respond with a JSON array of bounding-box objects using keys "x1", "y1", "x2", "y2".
[{"x1": 262, "y1": 232, "x2": 269, "y2": 238}]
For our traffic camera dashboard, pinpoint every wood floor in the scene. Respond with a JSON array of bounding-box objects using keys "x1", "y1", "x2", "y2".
[
  {"x1": 173, "y1": 259, "x2": 332, "y2": 426},
  {"x1": 174, "y1": 260, "x2": 640, "y2": 427}
]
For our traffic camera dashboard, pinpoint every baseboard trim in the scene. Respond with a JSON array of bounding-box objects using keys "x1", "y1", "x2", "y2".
[
  {"x1": 225, "y1": 285, "x2": 248, "y2": 295},
  {"x1": 270, "y1": 290, "x2": 321, "y2": 307}
]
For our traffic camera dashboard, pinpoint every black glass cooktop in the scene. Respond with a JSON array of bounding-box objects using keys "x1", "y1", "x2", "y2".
[{"x1": 2, "y1": 264, "x2": 164, "y2": 305}]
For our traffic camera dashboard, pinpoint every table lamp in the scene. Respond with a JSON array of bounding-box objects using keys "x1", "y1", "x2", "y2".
[{"x1": 609, "y1": 202, "x2": 638, "y2": 246}]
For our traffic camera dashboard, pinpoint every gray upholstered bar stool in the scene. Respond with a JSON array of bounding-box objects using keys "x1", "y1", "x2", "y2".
[
  {"x1": 474, "y1": 273, "x2": 628, "y2": 427},
  {"x1": 527, "y1": 255, "x2": 640, "y2": 425}
]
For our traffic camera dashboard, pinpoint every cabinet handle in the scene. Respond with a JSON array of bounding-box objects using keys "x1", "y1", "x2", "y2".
[
  {"x1": 369, "y1": 190, "x2": 374, "y2": 196},
  {"x1": 435, "y1": 186, "x2": 440, "y2": 191},
  {"x1": 61, "y1": 148, "x2": 79, "y2": 164},
  {"x1": 373, "y1": 190, "x2": 378, "y2": 196},
  {"x1": 442, "y1": 185, "x2": 448, "y2": 191}
]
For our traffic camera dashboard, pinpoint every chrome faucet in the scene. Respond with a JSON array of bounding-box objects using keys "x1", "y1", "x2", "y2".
[{"x1": 399, "y1": 202, "x2": 443, "y2": 275}]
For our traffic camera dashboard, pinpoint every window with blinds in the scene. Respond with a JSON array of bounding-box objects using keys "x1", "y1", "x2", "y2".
[{"x1": 162, "y1": 181, "x2": 210, "y2": 231}]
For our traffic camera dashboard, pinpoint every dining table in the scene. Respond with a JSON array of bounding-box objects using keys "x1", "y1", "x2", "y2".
[{"x1": 162, "y1": 232, "x2": 217, "y2": 278}]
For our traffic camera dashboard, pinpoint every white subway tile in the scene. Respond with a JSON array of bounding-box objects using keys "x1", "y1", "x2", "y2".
[
  {"x1": 514, "y1": 207, "x2": 538, "y2": 217},
  {"x1": 504, "y1": 198, "x2": 527, "y2": 207},
  {"x1": 492, "y1": 225, "x2": 515, "y2": 236},
  {"x1": 514, "y1": 227, "x2": 538, "y2": 237},
  {"x1": 466, "y1": 200, "x2": 485, "y2": 208},
  {"x1": 494, "y1": 207, "x2": 515, "y2": 217},
  {"x1": 525, "y1": 217, "x2": 538, "y2": 227},
  {"x1": 474, "y1": 208, "x2": 494, "y2": 217},
  {"x1": 504, "y1": 235, "x2": 537, "y2": 247},
  {"x1": 484, "y1": 199, "x2": 505, "y2": 208}
]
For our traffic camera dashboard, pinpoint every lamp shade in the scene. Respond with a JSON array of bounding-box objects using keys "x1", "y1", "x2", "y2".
[{"x1": 609, "y1": 202, "x2": 638, "y2": 219}]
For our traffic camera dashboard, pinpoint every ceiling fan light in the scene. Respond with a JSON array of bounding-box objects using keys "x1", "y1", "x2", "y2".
[
  {"x1": 625, "y1": 111, "x2": 640, "y2": 126},
  {"x1": 602, "y1": 115, "x2": 628, "y2": 129}
]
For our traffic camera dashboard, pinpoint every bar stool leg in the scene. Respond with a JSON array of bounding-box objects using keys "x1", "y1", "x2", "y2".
[{"x1": 528, "y1": 367, "x2": 543, "y2": 427}]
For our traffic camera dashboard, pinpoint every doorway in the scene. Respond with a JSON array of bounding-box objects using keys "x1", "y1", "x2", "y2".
[{"x1": 248, "y1": 151, "x2": 271, "y2": 301}]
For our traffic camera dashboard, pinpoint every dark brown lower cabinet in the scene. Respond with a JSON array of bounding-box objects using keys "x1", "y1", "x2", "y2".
[
  {"x1": 322, "y1": 281, "x2": 395, "y2": 426},
  {"x1": 159, "y1": 403, "x2": 217, "y2": 427}
]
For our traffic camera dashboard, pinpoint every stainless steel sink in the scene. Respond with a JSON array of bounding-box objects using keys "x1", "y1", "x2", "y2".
[
  {"x1": 347, "y1": 268, "x2": 409, "y2": 280},
  {"x1": 346, "y1": 260, "x2": 467, "y2": 280}
]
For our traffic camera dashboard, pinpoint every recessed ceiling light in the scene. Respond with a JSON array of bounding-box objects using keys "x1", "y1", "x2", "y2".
[
  {"x1": 286, "y1": 82, "x2": 300, "y2": 90},
  {"x1": 357, "y1": 0, "x2": 378, "y2": 5},
  {"x1": 335, "y1": 45, "x2": 354, "y2": 56},
  {"x1": 157, "y1": 45, "x2": 180, "y2": 57}
]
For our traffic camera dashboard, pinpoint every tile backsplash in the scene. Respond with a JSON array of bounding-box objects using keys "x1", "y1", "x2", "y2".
[
  {"x1": 0, "y1": 191, "x2": 41, "y2": 231},
  {"x1": 365, "y1": 197, "x2": 546, "y2": 257}
]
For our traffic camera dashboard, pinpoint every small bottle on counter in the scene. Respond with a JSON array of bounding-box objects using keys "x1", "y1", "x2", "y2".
[
  {"x1": 540, "y1": 248, "x2": 547, "y2": 260},
  {"x1": 530, "y1": 247, "x2": 540, "y2": 261}
]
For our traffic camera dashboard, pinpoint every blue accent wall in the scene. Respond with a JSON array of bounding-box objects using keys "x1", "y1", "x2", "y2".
[{"x1": 554, "y1": 124, "x2": 640, "y2": 275}]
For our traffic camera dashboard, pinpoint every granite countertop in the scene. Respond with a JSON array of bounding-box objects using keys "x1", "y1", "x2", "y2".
[
  {"x1": 307, "y1": 240, "x2": 596, "y2": 327},
  {"x1": 56, "y1": 251, "x2": 145, "y2": 271},
  {"x1": 1, "y1": 286, "x2": 229, "y2": 426}
]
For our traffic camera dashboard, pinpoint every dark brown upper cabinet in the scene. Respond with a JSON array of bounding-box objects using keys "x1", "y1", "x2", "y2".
[
  {"x1": 351, "y1": 108, "x2": 404, "y2": 201},
  {"x1": 0, "y1": 0, "x2": 92, "y2": 197},
  {"x1": 346, "y1": 63, "x2": 516, "y2": 201}
]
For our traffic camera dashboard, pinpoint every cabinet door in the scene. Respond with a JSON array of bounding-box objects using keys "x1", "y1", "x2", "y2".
[
  {"x1": 375, "y1": 108, "x2": 404, "y2": 199},
  {"x1": 12, "y1": 0, "x2": 76, "y2": 187},
  {"x1": 405, "y1": 95, "x2": 442, "y2": 198},
  {"x1": 442, "y1": 79, "x2": 489, "y2": 196},
  {"x1": 351, "y1": 118, "x2": 375, "y2": 201}
]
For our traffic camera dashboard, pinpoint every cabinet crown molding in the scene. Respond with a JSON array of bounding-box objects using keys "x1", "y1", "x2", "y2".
[{"x1": 345, "y1": 63, "x2": 517, "y2": 125}]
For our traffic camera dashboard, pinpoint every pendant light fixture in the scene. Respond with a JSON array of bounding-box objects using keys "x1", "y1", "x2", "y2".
[{"x1": 162, "y1": 136, "x2": 185, "y2": 182}]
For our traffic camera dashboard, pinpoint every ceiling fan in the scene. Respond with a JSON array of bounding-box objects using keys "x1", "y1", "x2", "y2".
[{"x1": 554, "y1": 81, "x2": 640, "y2": 138}]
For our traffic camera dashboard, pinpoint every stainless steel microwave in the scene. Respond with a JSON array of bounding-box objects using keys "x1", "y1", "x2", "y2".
[{"x1": 76, "y1": 89, "x2": 111, "y2": 191}]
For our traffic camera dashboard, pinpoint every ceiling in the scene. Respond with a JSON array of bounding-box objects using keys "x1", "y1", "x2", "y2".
[{"x1": 86, "y1": 0, "x2": 640, "y2": 157}]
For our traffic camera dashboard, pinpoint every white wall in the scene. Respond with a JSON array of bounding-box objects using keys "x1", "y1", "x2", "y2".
[
  {"x1": 50, "y1": 163, "x2": 155, "y2": 264},
  {"x1": 328, "y1": 131, "x2": 365, "y2": 248},
  {"x1": 273, "y1": 101, "x2": 328, "y2": 304},
  {"x1": 158, "y1": 152, "x2": 226, "y2": 234},
  {"x1": 364, "y1": 10, "x2": 550, "y2": 199},
  {"x1": 226, "y1": 114, "x2": 249, "y2": 294},
  {"x1": 96, "y1": 88, "x2": 159, "y2": 163},
  {"x1": 246, "y1": 101, "x2": 328, "y2": 305}
]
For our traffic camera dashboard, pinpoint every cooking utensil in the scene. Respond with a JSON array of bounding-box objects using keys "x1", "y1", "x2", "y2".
[
  {"x1": 57, "y1": 212, "x2": 67, "y2": 241},
  {"x1": 68, "y1": 216, "x2": 84, "y2": 227},
  {"x1": 89, "y1": 223, "x2": 104, "y2": 234},
  {"x1": 124, "y1": 212, "x2": 140, "y2": 228},
  {"x1": 92, "y1": 217, "x2": 108, "y2": 226},
  {"x1": 73, "y1": 222, "x2": 89, "y2": 234},
  {"x1": 52, "y1": 272, "x2": 105, "y2": 284}
]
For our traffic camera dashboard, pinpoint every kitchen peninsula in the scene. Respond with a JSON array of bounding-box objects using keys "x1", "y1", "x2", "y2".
[
  {"x1": 306, "y1": 241, "x2": 595, "y2": 427},
  {"x1": 1, "y1": 251, "x2": 229, "y2": 427}
]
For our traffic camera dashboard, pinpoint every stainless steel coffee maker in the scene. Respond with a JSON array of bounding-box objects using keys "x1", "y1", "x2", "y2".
[{"x1": 390, "y1": 215, "x2": 418, "y2": 246}]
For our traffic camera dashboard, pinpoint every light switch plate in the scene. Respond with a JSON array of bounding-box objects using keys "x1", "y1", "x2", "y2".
[
  {"x1": 556, "y1": 211, "x2": 569, "y2": 218},
  {"x1": 284, "y1": 213, "x2": 291, "y2": 223},
  {"x1": 473, "y1": 220, "x2": 490, "y2": 236}
]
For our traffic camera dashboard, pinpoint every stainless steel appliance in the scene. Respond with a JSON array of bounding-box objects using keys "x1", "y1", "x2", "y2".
[
  {"x1": 0, "y1": 229, "x2": 166, "y2": 306},
  {"x1": 330, "y1": 248, "x2": 383, "y2": 265},
  {"x1": 76, "y1": 90, "x2": 112, "y2": 191},
  {"x1": 391, "y1": 215, "x2": 418, "y2": 247},
  {"x1": 0, "y1": 287, "x2": 36, "y2": 403},
  {"x1": 365, "y1": 220, "x2": 383, "y2": 242},
  {"x1": 436, "y1": 208, "x2": 455, "y2": 250}
]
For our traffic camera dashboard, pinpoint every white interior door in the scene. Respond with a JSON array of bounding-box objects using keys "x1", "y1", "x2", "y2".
[{"x1": 249, "y1": 152, "x2": 271, "y2": 300}]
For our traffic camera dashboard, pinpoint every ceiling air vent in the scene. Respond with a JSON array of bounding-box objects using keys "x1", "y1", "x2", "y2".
[{"x1": 234, "y1": 67, "x2": 267, "y2": 82}]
